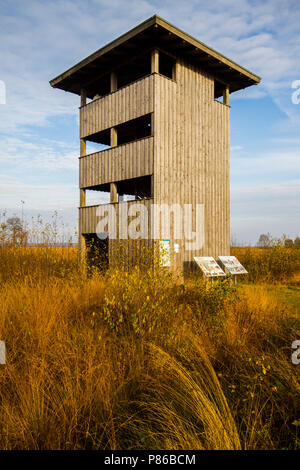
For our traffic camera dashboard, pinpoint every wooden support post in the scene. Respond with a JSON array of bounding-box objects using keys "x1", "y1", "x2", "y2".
[
  {"x1": 110, "y1": 72, "x2": 117, "y2": 92},
  {"x1": 79, "y1": 88, "x2": 87, "y2": 275},
  {"x1": 151, "y1": 49, "x2": 159, "y2": 74},
  {"x1": 109, "y1": 78, "x2": 118, "y2": 204},
  {"x1": 223, "y1": 85, "x2": 229, "y2": 106},
  {"x1": 150, "y1": 112, "x2": 154, "y2": 135},
  {"x1": 110, "y1": 182, "x2": 118, "y2": 203},
  {"x1": 151, "y1": 174, "x2": 154, "y2": 198},
  {"x1": 110, "y1": 127, "x2": 117, "y2": 147},
  {"x1": 79, "y1": 233, "x2": 88, "y2": 277},
  {"x1": 80, "y1": 138, "x2": 86, "y2": 208},
  {"x1": 80, "y1": 138, "x2": 86, "y2": 157},
  {"x1": 80, "y1": 189, "x2": 86, "y2": 207},
  {"x1": 80, "y1": 88, "x2": 87, "y2": 107}
]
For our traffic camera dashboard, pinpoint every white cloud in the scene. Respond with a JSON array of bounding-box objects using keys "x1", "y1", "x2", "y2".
[
  {"x1": 0, "y1": 176, "x2": 78, "y2": 211},
  {"x1": 231, "y1": 150, "x2": 300, "y2": 179},
  {"x1": 232, "y1": 179, "x2": 300, "y2": 211},
  {"x1": 0, "y1": 135, "x2": 78, "y2": 170},
  {"x1": 231, "y1": 179, "x2": 300, "y2": 243},
  {"x1": 1, "y1": 0, "x2": 299, "y2": 132},
  {"x1": 231, "y1": 217, "x2": 300, "y2": 246},
  {"x1": 0, "y1": 0, "x2": 299, "y2": 243}
]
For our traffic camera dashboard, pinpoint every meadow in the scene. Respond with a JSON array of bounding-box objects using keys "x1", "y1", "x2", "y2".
[{"x1": 0, "y1": 243, "x2": 299, "y2": 450}]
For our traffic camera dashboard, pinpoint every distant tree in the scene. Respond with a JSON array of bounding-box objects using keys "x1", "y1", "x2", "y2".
[
  {"x1": 284, "y1": 238, "x2": 294, "y2": 248},
  {"x1": 294, "y1": 237, "x2": 300, "y2": 248},
  {"x1": 6, "y1": 217, "x2": 28, "y2": 246},
  {"x1": 257, "y1": 233, "x2": 272, "y2": 248},
  {"x1": 0, "y1": 223, "x2": 7, "y2": 245}
]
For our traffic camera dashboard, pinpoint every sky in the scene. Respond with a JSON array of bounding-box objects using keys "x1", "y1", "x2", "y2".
[{"x1": 0, "y1": 0, "x2": 300, "y2": 245}]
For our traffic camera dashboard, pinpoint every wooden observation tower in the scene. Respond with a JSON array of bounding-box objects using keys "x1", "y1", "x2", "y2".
[{"x1": 50, "y1": 15, "x2": 260, "y2": 272}]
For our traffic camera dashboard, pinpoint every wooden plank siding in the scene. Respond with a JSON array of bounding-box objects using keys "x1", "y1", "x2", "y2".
[
  {"x1": 79, "y1": 136, "x2": 154, "y2": 188},
  {"x1": 108, "y1": 198, "x2": 154, "y2": 269},
  {"x1": 153, "y1": 60, "x2": 230, "y2": 272},
  {"x1": 80, "y1": 198, "x2": 154, "y2": 268},
  {"x1": 79, "y1": 198, "x2": 153, "y2": 235},
  {"x1": 80, "y1": 74, "x2": 155, "y2": 139}
]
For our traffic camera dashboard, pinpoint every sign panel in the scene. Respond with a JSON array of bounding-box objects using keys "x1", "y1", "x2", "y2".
[
  {"x1": 218, "y1": 256, "x2": 248, "y2": 275},
  {"x1": 159, "y1": 240, "x2": 171, "y2": 267},
  {"x1": 194, "y1": 256, "x2": 225, "y2": 277}
]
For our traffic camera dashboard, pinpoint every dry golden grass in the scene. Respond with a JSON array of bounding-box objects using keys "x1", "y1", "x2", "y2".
[
  {"x1": 232, "y1": 246, "x2": 299, "y2": 283},
  {"x1": 0, "y1": 246, "x2": 299, "y2": 450}
]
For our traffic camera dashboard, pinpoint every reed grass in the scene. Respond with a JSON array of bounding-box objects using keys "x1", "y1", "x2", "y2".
[{"x1": 0, "y1": 243, "x2": 299, "y2": 450}]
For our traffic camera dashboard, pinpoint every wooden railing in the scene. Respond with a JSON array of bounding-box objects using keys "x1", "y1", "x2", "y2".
[
  {"x1": 79, "y1": 198, "x2": 154, "y2": 235},
  {"x1": 79, "y1": 136, "x2": 154, "y2": 188},
  {"x1": 80, "y1": 74, "x2": 155, "y2": 138}
]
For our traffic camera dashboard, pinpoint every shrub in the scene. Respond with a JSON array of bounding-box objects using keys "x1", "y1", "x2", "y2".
[{"x1": 232, "y1": 245, "x2": 297, "y2": 283}]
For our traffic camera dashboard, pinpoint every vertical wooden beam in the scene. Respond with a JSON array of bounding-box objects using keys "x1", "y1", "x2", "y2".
[
  {"x1": 80, "y1": 189, "x2": 86, "y2": 207},
  {"x1": 79, "y1": 230, "x2": 87, "y2": 276},
  {"x1": 110, "y1": 127, "x2": 118, "y2": 147},
  {"x1": 223, "y1": 86, "x2": 229, "y2": 106},
  {"x1": 79, "y1": 88, "x2": 87, "y2": 274},
  {"x1": 109, "y1": 74, "x2": 118, "y2": 267},
  {"x1": 150, "y1": 112, "x2": 154, "y2": 135},
  {"x1": 80, "y1": 138, "x2": 86, "y2": 157},
  {"x1": 80, "y1": 138, "x2": 86, "y2": 207},
  {"x1": 110, "y1": 72, "x2": 117, "y2": 92},
  {"x1": 151, "y1": 49, "x2": 159, "y2": 74},
  {"x1": 80, "y1": 88, "x2": 87, "y2": 107},
  {"x1": 80, "y1": 90, "x2": 87, "y2": 209},
  {"x1": 110, "y1": 182, "x2": 118, "y2": 203}
]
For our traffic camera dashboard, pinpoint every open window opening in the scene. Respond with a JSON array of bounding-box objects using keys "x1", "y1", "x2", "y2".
[
  {"x1": 117, "y1": 54, "x2": 151, "y2": 89},
  {"x1": 214, "y1": 79, "x2": 224, "y2": 101},
  {"x1": 84, "y1": 113, "x2": 152, "y2": 150},
  {"x1": 85, "y1": 175, "x2": 152, "y2": 205},
  {"x1": 85, "y1": 189, "x2": 110, "y2": 206},
  {"x1": 90, "y1": 75, "x2": 111, "y2": 101},
  {"x1": 85, "y1": 140, "x2": 111, "y2": 154},
  {"x1": 214, "y1": 79, "x2": 227, "y2": 102},
  {"x1": 116, "y1": 114, "x2": 152, "y2": 146},
  {"x1": 118, "y1": 175, "x2": 152, "y2": 200},
  {"x1": 85, "y1": 128, "x2": 111, "y2": 148},
  {"x1": 86, "y1": 53, "x2": 151, "y2": 99},
  {"x1": 159, "y1": 52, "x2": 175, "y2": 79},
  {"x1": 83, "y1": 50, "x2": 176, "y2": 100}
]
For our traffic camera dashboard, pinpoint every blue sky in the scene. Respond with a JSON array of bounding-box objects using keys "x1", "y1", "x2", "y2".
[{"x1": 0, "y1": 0, "x2": 300, "y2": 244}]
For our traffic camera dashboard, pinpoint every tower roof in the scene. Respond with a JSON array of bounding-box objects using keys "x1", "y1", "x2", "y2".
[{"x1": 50, "y1": 15, "x2": 261, "y2": 96}]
